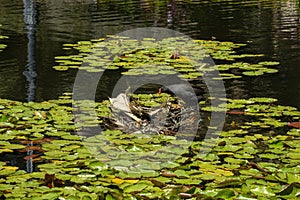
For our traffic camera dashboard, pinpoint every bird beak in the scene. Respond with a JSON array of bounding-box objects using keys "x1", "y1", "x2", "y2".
[{"x1": 158, "y1": 87, "x2": 162, "y2": 95}]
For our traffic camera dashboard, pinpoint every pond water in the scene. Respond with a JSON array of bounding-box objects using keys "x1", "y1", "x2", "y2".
[{"x1": 0, "y1": 0, "x2": 299, "y2": 109}]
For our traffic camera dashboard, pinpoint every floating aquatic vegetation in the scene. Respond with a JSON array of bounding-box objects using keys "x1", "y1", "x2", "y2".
[
  {"x1": 53, "y1": 36, "x2": 279, "y2": 80},
  {"x1": 0, "y1": 94, "x2": 299, "y2": 199},
  {"x1": 0, "y1": 27, "x2": 290, "y2": 199}
]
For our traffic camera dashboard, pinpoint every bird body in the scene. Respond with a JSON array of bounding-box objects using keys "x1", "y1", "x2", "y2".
[{"x1": 159, "y1": 82, "x2": 205, "y2": 102}]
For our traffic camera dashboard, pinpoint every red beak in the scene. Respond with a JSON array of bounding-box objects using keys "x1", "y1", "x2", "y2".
[{"x1": 158, "y1": 87, "x2": 162, "y2": 95}]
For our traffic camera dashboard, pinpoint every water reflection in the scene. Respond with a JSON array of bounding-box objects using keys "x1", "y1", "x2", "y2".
[
  {"x1": 23, "y1": 0, "x2": 37, "y2": 173},
  {"x1": 269, "y1": 0, "x2": 300, "y2": 108},
  {"x1": 23, "y1": 0, "x2": 37, "y2": 102}
]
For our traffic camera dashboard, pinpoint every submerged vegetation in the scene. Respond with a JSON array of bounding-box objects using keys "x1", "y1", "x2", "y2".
[{"x1": 0, "y1": 35, "x2": 299, "y2": 199}]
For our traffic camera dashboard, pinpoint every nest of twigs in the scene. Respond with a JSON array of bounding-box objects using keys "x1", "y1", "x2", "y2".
[{"x1": 103, "y1": 93, "x2": 199, "y2": 136}]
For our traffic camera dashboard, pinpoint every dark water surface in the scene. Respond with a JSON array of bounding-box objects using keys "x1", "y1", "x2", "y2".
[{"x1": 0, "y1": 0, "x2": 299, "y2": 108}]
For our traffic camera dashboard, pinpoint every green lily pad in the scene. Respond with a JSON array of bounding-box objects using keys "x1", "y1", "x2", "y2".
[
  {"x1": 215, "y1": 189, "x2": 235, "y2": 199},
  {"x1": 123, "y1": 182, "x2": 150, "y2": 193},
  {"x1": 248, "y1": 97, "x2": 278, "y2": 103}
]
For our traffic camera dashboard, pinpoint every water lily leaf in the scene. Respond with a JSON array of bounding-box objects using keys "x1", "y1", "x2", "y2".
[
  {"x1": 262, "y1": 68, "x2": 278, "y2": 73},
  {"x1": 0, "y1": 148, "x2": 13, "y2": 154},
  {"x1": 240, "y1": 168, "x2": 262, "y2": 176},
  {"x1": 174, "y1": 178, "x2": 202, "y2": 185},
  {"x1": 43, "y1": 150, "x2": 70, "y2": 159},
  {"x1": 40, "y1": 191, "x2": 62, "y2": 199},
  {"x1": 53, "y1": 66, "x2": 69, "y2": 71},
  {"x1": 258, "y1": 153, "x2": 279, "y2": 159},
  {"x1": 224, "y1": 157, "x2": 246, "y2": 165},
  {"x1": 199, "y1": 173, "x2": 217, "y2": 180},
  {"x1": 4, "y1": 143, "x2": 25, "y2": 149},
  {"x1": 0, "y1": 168, "x2": 18, "y2": 176},
  {"x1": 202, "y1": 106, "x2": 226, "y2": 112},
  {"x1": 135, "y1": 169, "x2": 158, "y2": 178},
  {"x1": 268, "y1": 139, "x2": 284, "y2": 148},
  {"x1": 123, "y1": 182, "x2": 149, "y2": 193},
  {"x1": 215, "y1": 144, "x2": 242, "y2": 152},
  {"x1": 250, "y1": 185, "x2": 276, "y2": 196},
  {"x1": 0, "y1": 184, "x2": 13, "y2": 191},
  {"x1": 277, "y1": 172, "x2": 300, "y2": 184},
  {"x1": 248, "y1": 97, "x2": 278, "y2": 103},
  {"x1": 173, "y1": 170, "x2": 189, "y2": 178},
  {"x1": 0, "y1": 134, "x2": 15, "y2": 140},
  {"x1": 258, "y1": 61, "x2": 280, "y2": 66},
  {"x1": 108, "y1": 159, "x2": 132, "y2": 167},
  {"x1": 236, "y1": 194, "x2": 257, "y2": 200},
  {"x1": 287, "y1": 129, "x2": 300, "y2": 136},
  {"x1": 202, "y1": 153, "x2": 219, "y2": 162},
  {"x1": 89, "y1": 161, "x2": 106, "y2": 170},
  {"x1": 243, "y1": 70, "x2": 265, "y2": 76},
  {"x1": 0, "y1": 122, "x2": 14, "y2": 128},
  {"x1": 215, "y1": 189, "x2": 235, "y2": 199},
  {"x1": 61, "y1": 135, "x2": 82, "y2": 141},
  {"x1": 220, "y1": 102, "x2": 245, "y2": 109}
]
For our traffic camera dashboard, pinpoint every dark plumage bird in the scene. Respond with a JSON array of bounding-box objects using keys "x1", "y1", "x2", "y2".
[{"x1": 158, "y1": 82, "x2": 205, "y2": 102}]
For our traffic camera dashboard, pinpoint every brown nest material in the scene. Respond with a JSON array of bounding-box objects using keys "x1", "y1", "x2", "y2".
[{"x1": 103, "y1": 93, "x2": 199, "y2": 136}]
